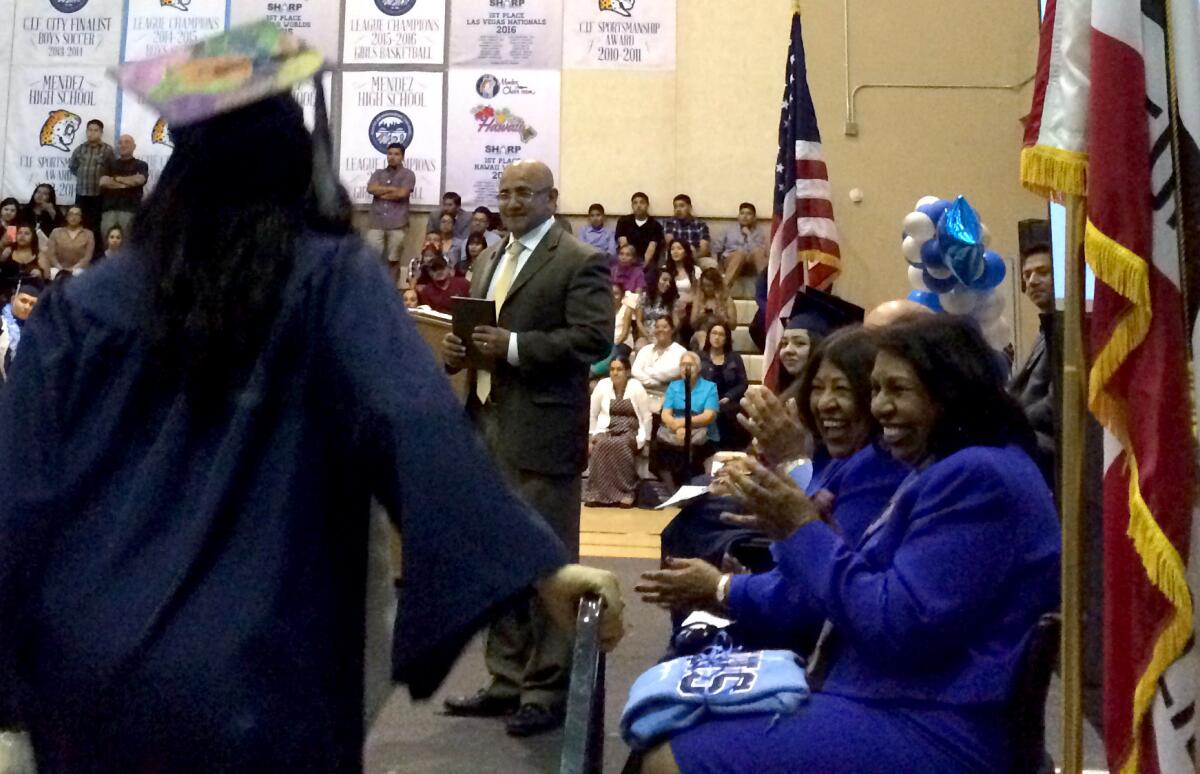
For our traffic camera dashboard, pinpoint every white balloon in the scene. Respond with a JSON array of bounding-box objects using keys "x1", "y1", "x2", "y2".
[
  {"x1": 981, "y1": 222, "x2": 993, "y2": 248},
  {"x1": 915, "y1": 195, "x2": 940, "y2": 208},
  {"x1": 908, "y1": 265, "x2": 928, "y2": 291},
  {"x1": 973, "y1": 291, "x2": 1003, "y2": 323},
  {"x1": 902, "y1": 212, "x2": 936, "y2": 243},
  {"x1": 939, "y1": 287, "x2": 978, "y2": 315},
  {"x1": 902, "y1": 235, "x2": 923, "y2": 264},
  {"x1": 983, "y1": 289, "x2": 1007, "y2": 317},
  {"x1": 925, "y1": 263, "x2": 953, "y2": 280},
  {"x1": 983, "y1": 317, "x2": 1013, "y2": 350}
]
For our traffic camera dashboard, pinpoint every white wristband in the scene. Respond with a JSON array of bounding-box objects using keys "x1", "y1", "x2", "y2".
[{"x1": 715, "y1": 573, "x2": 732, "y2": 608}]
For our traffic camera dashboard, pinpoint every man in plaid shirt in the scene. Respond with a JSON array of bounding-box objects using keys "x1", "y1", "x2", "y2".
[
  {"x1": 663, "y1": 193, "x2": 711, "y2": 263},
  {"x1": 69, "y1": 118, "x2": 115, "y2": 249}
]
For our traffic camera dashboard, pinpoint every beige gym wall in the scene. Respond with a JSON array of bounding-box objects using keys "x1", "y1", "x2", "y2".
[{"x1": 556, "y1": 0, "x2": 1049, "y2": 349}]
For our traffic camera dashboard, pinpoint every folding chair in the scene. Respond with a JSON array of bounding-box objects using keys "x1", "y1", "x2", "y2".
[{"x1": 559, "y1": 594, "x2": 606, "y2": 774}]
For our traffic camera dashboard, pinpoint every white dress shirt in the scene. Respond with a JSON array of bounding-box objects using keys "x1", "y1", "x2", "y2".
[{"x1": 487, "y1": 216, "x2": 556, "y2": 366}]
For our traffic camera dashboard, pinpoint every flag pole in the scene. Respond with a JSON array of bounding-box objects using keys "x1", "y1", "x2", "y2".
[{"x1": 1059, "y1": 192, "x2": 1087, "y2": 774}]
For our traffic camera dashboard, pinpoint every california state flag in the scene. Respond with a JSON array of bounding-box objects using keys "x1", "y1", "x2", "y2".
[{"x1": 1088, "y1": 0, "x2": 1199, "y2": 771}]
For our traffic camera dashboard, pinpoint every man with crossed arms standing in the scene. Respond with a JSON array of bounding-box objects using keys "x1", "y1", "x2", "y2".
[{"x1": 441, "y1": 160, "x2": 612, "y2": 736}]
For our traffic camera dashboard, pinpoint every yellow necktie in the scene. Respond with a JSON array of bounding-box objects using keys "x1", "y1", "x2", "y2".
[{"x1": 476, "y1": 240, "x2": 524, "y2": 404}]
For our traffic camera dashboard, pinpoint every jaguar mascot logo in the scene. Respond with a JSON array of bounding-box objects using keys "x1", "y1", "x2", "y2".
[{"x1": 39, "y1": 110, "x2": 82, "y2": 152}]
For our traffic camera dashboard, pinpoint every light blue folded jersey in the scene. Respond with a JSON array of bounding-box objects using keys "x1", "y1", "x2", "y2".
[{"x1": 620, "y1": 649, "x2": 810, "y2": 750}]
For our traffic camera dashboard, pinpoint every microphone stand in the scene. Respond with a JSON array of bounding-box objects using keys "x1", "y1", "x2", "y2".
[{"x1": 683, "y1": 368, "x2": 693, "y2": 473}]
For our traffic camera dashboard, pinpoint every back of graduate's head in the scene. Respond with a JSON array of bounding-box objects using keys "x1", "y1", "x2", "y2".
[
  {"x1": 133, "y1": 94, "x2": 349, "y2": 405},
  {"x1": 873, "y1": 315, "x2": 1035, "y2": 462}
]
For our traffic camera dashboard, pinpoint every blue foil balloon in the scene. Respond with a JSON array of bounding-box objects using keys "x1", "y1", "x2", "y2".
[
  {"x1": 972, "y1": 250, "x2": 1007, "y2": 291},
  {"x1": 937, "y1": 196, "x2": 985, "y2": 286},
  {"x1": 907, "y1": 289, "x2": 943, "y2": 312},
  {"x1": 919, "y1": 239, "x2": 946, "y2": 269},
  {"x1": 921, "y1": 268, "x2": 958, "y2": 294}
]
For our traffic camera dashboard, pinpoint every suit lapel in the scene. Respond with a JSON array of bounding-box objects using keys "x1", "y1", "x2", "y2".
[
  {"x1": 471, "y1": 241, "x2": 505, "y2": 298},
  {"x1": 504, "y1": 224, "x2": 561, "y2": 305}
]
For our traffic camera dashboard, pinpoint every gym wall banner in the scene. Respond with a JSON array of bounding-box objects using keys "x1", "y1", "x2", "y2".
[
  {"x1": 3, "y1": 64, "x2": 118, "y2": 203},
  {"x1": 449, "y1": 0, "x2": 562, "y2": 69},
  {"x1": 342, "y1": 0, "x2": 446, "y2": 65},
  {"x1": 230, "y1": 0, "x2": 340, "y2": 61},
  {"x1": 562, "y1": 0, "x2": 675, "y2": 71},
  {"x1": 122, "y1": 0, "x2": 229, "y2": 62},
  {"x1": 339, "y1": 70, "x2": 443, "y2": 207},
  {"x1": 15, "y1": 0, "x2": 122, "y2": 66},
  {"x1": 444, "y1": 67, "x2": 559, "y2": 207}
]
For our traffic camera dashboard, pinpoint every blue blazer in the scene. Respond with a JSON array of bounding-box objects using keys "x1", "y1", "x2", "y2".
[{"x1": 774, "y1": 443, "x2": 1060, "y2": 707}]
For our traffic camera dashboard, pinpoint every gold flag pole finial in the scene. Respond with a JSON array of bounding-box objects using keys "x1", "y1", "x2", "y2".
[{"x1": 792, "y1": 0, "x2": 802, "y2": 14}]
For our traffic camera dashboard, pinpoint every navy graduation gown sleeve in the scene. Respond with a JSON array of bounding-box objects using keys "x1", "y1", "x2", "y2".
[
  {"x1": 323, "y1": 244, "x2": 569, "y2": 699},
  {"x1": 0, "y1": 293, "x2": 63, "y2": 723}
]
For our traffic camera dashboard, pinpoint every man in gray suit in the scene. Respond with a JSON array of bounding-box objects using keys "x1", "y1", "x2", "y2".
[{"x1": 440, "y1": 161, "x2": 613, "y2": 736}]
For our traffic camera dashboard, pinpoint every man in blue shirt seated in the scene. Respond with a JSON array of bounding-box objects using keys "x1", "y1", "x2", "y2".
[{"x1": 580, "y1": 203, "x2": 617, "y2": 265}]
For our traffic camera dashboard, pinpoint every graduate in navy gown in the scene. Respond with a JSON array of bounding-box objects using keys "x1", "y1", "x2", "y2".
[
  {"x1": 0, "y1": 24, "x2": 624, "y2": 772},
  {"x1": 638, "y1": 316, "x2": 1061, "y2": 774}
]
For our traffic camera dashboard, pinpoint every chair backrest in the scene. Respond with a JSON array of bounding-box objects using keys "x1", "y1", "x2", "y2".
[
  {"x1": 560, "y1": 594, "x2": 607, "y2": 774},
  {"x1": 1007, "y1": 612, "x2": 1061, "y2": 774}
]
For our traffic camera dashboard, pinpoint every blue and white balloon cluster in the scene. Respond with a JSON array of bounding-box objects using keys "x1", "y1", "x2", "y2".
[{"x1": 901, "y1": 195, "x2": 1012, "y2": 349}]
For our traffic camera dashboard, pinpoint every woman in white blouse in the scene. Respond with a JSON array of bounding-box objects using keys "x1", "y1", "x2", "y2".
[{"x1": 585, "y1": 355, "x2": 653, "y2": 507}]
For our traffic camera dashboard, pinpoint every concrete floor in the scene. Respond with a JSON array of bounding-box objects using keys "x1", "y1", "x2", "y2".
[{"x1": 365, "y1": 529, "x2": 1108, "y2": 773}]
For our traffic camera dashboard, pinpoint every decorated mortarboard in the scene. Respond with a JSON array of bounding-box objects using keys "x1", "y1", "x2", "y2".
[
  {"x1": 783, "y1": 288, "x2": 860, "y2": 336},
  {"x1": 110, "y1": 19, "x2": 324, "y2": 127}
]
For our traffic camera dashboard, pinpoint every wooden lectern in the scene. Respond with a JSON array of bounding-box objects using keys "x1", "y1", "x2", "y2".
[{"x1": 407, "y1": 307, "x2": 467, "y2": 403}]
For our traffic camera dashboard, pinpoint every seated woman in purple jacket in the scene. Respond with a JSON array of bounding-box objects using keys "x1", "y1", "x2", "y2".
[
  {"x1": 638, "y1": 316, "x2": 1061, "y2": 774},
  {"x1": 643, "y1": 326, "x2": 908, "y2": 646}
]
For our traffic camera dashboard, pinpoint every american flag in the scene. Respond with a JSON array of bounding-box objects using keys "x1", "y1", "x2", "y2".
[{"x1": 763, "y1": 9, "x2": 841, "y2": 392}]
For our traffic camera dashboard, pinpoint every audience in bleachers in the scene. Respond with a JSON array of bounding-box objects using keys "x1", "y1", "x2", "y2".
[
  {"x1": 23, "y1": 184, "x2": 62, "y2": 239},
  {"x1": 663, "y1": 194, "x2": 711, "y2": 261},
  {"x1": 98, "y1": 134, "x2": 149, "y2": 246},
  {"x1": 586, "y1": 354, "x2": 653, "y2": 507},
  {"x1": 43, "y1": 205, "x2": 95, "y2": 277},
  {"x1": 632, "y1": 316, "x2": 687, "y2": 413},
  {"x1": 0, "y1": 277, "x2": 43, "y2": 380},
  {"x1": 611, "y1": 243, "x2": 646, "y2": 294},
  {"x1": 665, "y1": 240, "x2": 700, "y2": 307},
  {"x1": 688, "y1": 268, "x2": 737, "y2": 348},
  {"x1": 458, "y1": 233, "x2": 488, "y2": 279},
  {"x1": 616, "y1": 192, "x2": 665, "y2": 285},
  {"x1": 636, "y1": 315, "x2": 1060, "y2": 773},
  {"x1": 105, "y1": 224, "x2": 125, "y2": 255},
  {"x1": 714, "y1": 202, "x2": 768, "y2": 286},
  {"x1": 653, "y1": 351, "x2": 719, "y2": 489},
  {"x1": 638, "y1": 269, "x2": 678, "y2": 338},
  {"x1": 415, "y1": 255, "x2": 470, "y2": 314},
  {"x1": 580, "y1": 203, "x2": 617, "y2": 265},
  {"x1": 0, "y1": 198, "x2": 18, "y2": 248},
  {"x1": 425, "y1": 191, "x2": 471, "y2": 239},
  {"x1": 0, "y1": 224, "x2": 46, "y2": 282},
  {"x1": 436, "y1": 212, "x2": 464, "y2": 267},
  {"x1": 699, "y1": 322, "x2": 748, "y2": 451},
  {"x1": 467, "y1": 206, "x2": 502, "y2": 249}
]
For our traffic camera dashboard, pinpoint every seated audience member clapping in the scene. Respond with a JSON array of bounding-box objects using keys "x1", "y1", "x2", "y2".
[
  {"x1": 416, "y1": 254, "x2": 470, "y2": 314},
  {"x1": 585, "y1": 354, "x2": 653, "y2": 507},
  {"x1": 408, "y1": 242, "x2": 442, "y2": 288},
  {"x1": 632, "y1": 316, "x2": 687, "y2": 412},
  {"x1": 636, "y1": 316, "x2": 1061, "y2": 774},
  {"x1": 698, "y1": 323, "x2": 748, "y2": 451},
  {"x1": 653, "y1": 351, "x2": 719, "y2": 489}
]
